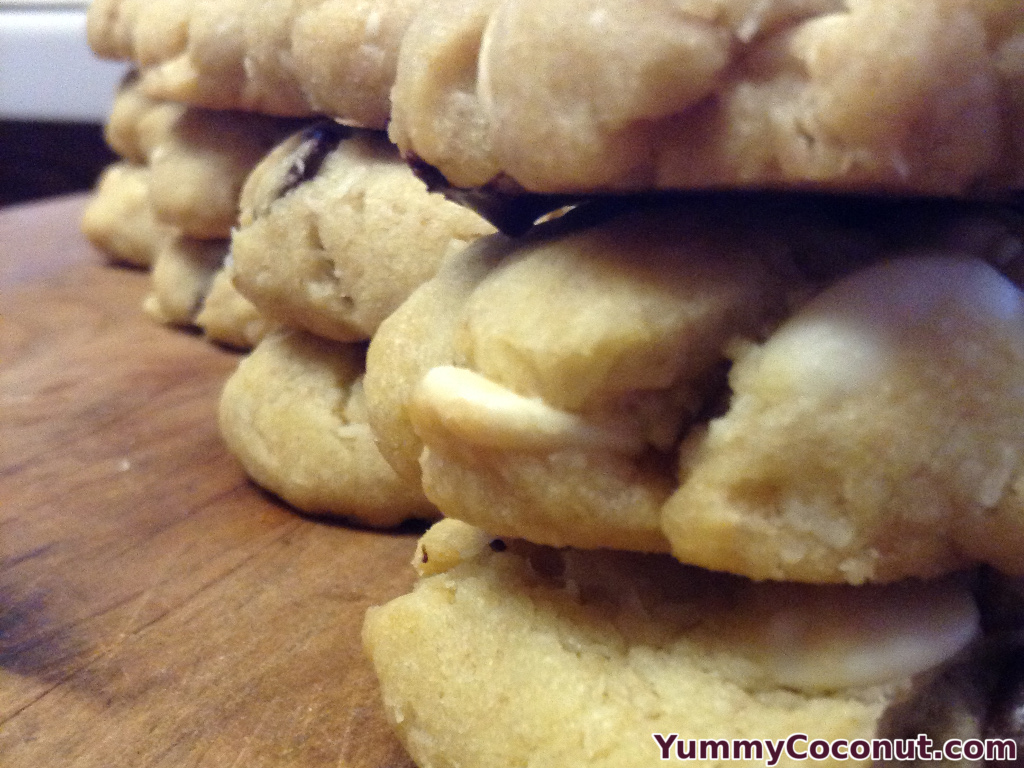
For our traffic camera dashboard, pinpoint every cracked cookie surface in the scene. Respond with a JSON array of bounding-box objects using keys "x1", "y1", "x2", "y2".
[
  {"x1": 219, "y1": 327, "x2": 437, "y2": 526},
  {"x1": 231, "y1": 122, "x2": 495, "y2": 343},
  {"x1": 390, "y1": 0, "x2": 1024, "y2": 196},
  {"x1": 365, "y1": 196, "x2": 1024, "y2": 581}
]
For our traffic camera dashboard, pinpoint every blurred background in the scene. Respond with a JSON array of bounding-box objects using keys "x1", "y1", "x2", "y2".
[{"x1": 1, "y1": 0, "x2": 128, "y2": 206}]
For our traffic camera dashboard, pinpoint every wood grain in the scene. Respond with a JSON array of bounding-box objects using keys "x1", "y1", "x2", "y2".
[{"x1": 0, "y1": 195, "x2": 419, "y2": 768}]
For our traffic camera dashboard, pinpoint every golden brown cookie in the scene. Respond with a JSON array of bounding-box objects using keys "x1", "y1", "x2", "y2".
[
  {"x1": 219, "y1": 327, "x2": 438, "y2": 526},
  {"x1": 142, "y1": 235, "x2": 228, "y2": 327},
  {"x1": 366, "y1": 196, "x2": 1024, "y2": 579},
  {"x1": 364, "y1": 519, "x2": 988, "y2": 768},
  {"x1": 80, "y1": 161, "x2": 174, "y2": 268},
  {"x1": 231, "y1": 121, "x2": 495, "y2": 343},
  {"x1": 390, "y1": 0, "x2": 1024, "y2": 196}
]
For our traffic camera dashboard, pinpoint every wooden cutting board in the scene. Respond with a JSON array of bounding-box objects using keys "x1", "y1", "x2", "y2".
[{"x1": 0, "y1": 195, "x2": 419, "y2": 768}]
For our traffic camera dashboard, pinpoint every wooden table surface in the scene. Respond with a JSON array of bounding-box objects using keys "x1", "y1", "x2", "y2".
[{"x1": 0, "y1": 195, "x2": 419, "y2": 768}]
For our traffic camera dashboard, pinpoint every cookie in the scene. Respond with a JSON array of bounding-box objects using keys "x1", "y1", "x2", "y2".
[
  {"x1": 101, "y1": 74, "x2": 305, "y2": 240},
  {"x1": 365, "y1": 195, "x2": 1024, "y2": 578},
  {"x1": 364, "y1": 519, "x2": 992, "y2": 768},
  {"x1": 142, "y1": 235, "x2": 228, "y2": 327},
  {"x1": 147, "y1": 106, "x2": 307, "y2": 239},
  {"x1": 662, "y1": 254, "x2": 1024, "y2": 584},
  {"x1": 81, "y1": 161, "x2": 174, "y2": 268},
  {"x1": 231, "y1": 121, "x2": 495, "y2": 343},
  {"x1": 88, "y1": 0, "x2": 425, "y2": 127},
  {"x1": 103, "y1": 70, "x2": 183, "y2": 165},
  {"x1": 126, "y1": 0, "x2": 315, "y2": 117},
  {"x1": 289, "y1": 0, "x2": 427, "y2": 127},
  {"x1": 218, "y1": 327, "x2": 437, "y2": 526},
  {"x1": 366, "y1": 198, "x2": 800, "y2": 552},
  {"x1": 195, "y1": 264, "x2": 275, "y2": 351},
  {"x1": 390, "y1": 0, "x2": 1024, "y2": 196},
  {"x1": 87, "y1": 0, "x2": 195, "y2": 68}
]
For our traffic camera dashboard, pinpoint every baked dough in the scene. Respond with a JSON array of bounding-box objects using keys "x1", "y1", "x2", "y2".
[
  {"x1": 87, "y1": 0, "x2": 426, "y2": 127},
  {"x1": 142, "y1": 235, "x2": 227, "y2": 326},
  {"x1": 390, "y1": 0, "x2": 1024, "y2": 196},
  {"x1": 365, "y1": 198, "x2": 798, "y2": 552},
  {"x1": 103, "y1": 70, "x2": 182, "y2": 165},
  {"x1": 365, "y1": 196, "x2": 1024, "y2": 580},
  {"x1": 87, "y1": 0, "x2": 197, "y2": 68},
  {"x1": 663, "y1": 255, "x2": 1024, "y2": 584},
  {"x1": 99, "y1": 70, "x2": 304, "y2": 240},
  {"x1": 231, "y1": 121, "x2": 494, "y2": 342},
  {"x1": 195, "y1": 264, "x2": 276, "y2": 351},
  {"x1": 364, "y1": 519, "x2": 987, "y2": 768},
  {"x1": 146, "y1": 106, "x2": 306, "y2": 239},
  {"x1": 219, "y1": 327, "x2": 437, "y2": 526},
  {"x1": 81, "y1": 161, "x2": 174, "y2": 268}
]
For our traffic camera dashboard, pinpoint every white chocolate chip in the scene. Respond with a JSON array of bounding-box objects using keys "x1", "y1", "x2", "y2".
[
  {"x1": 753, "y1": 255, "x2": 1024, "y2": 399},
  {"x1": 411, "y1": 365, "x2": 645, "y2": 454},
  {"x1": 718, "y1": 576, "x2": 979, "y2": 693}
]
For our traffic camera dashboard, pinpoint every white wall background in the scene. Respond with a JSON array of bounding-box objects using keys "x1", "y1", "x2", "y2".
[{"x1": 0, "y1": 2, "x2": 128, "y2": 122}]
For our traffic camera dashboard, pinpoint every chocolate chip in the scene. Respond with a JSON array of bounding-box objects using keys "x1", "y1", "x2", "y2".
[
  {"x1": 406, "y1": 154, "x2": 581, "y2": 237},
  {"x1": 274, "y1": 120, "x2": 352, "y2": 202}
]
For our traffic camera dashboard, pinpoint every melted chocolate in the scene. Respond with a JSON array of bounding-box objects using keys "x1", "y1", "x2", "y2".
[
  {"x1": 402, "y1": 159, "x2": 1024, "y2": 250},
  {"x1": 406, "y1": 154, "x2": 582, "y2": 236},
  {"x1": 274, "y1": 120, "x2": 352, "y2": 202}
]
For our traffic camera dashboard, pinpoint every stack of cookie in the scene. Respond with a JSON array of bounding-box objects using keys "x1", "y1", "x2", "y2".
[
  {"x1": 82, "y1": 0, "x2": 1024, "y2": 763},
  {"x1": 81, "y1": 71, "x2": 301, "y2": 348},
  {"x1": 82, "y1": 0, "x2": 496, "y2": 525},
  {"x1": 360, "y1": 1, "x2": 1024, "y2": 766},
  {"x1": 216, "y1": 121, "x2": 494, "y2": 525},
  {"x1": 79, "y1": 74, "x2": 175, "y2": 272}
]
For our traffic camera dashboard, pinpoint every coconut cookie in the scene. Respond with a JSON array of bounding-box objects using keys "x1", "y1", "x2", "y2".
[
  {"x1": 219, "y1": 327, "x2": 437, "y2": 526},
  {"x1": 390, "y1": 0, "x2": 1024, "y2": 197},
  {"x1": 195, "y1": 264, "x2": 275, "y2": 351},
  {"x1": 142, "y1": 235, "x2": 228, "y2": 327},
  {"x1": 289, "y1": 0, "x2": 428, "y2": 127},
  {"x1": 101, "y1": 75, "x2": 305, "y2": 239},
  {"x1": 365, "y1": 199, "x2": 800, "y2": 552},
  {"x1": 363, "y1": 519, "x2": 995, "y2": 768},
  {"x1": 87, "y1": 0, "x2": 426, "y2": 128},
  {"x1": 123, "y1": 0, "x2": 318, "y2": 118},
  {"x1": 81, "y1": 161, "x2": 174, "y2": 268},
  {"x1": 103, "y1": 70, "x2": 183, "y2": 165},
  {"x1": 86, "y1": 0, "x2": 196, "y2": 68},
  {"x1": 231, "y1": 121, "x2": 495, "y2": 343},
  {"x1": 663, "y1": 255, "x2": 1024, "y2": 585},
  {"x1": 146, "y1": 106, "x2": 307, "y2": 240},
  {"x1": 365, "y1": 195, "x2": 1024, "y2": 565}
]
